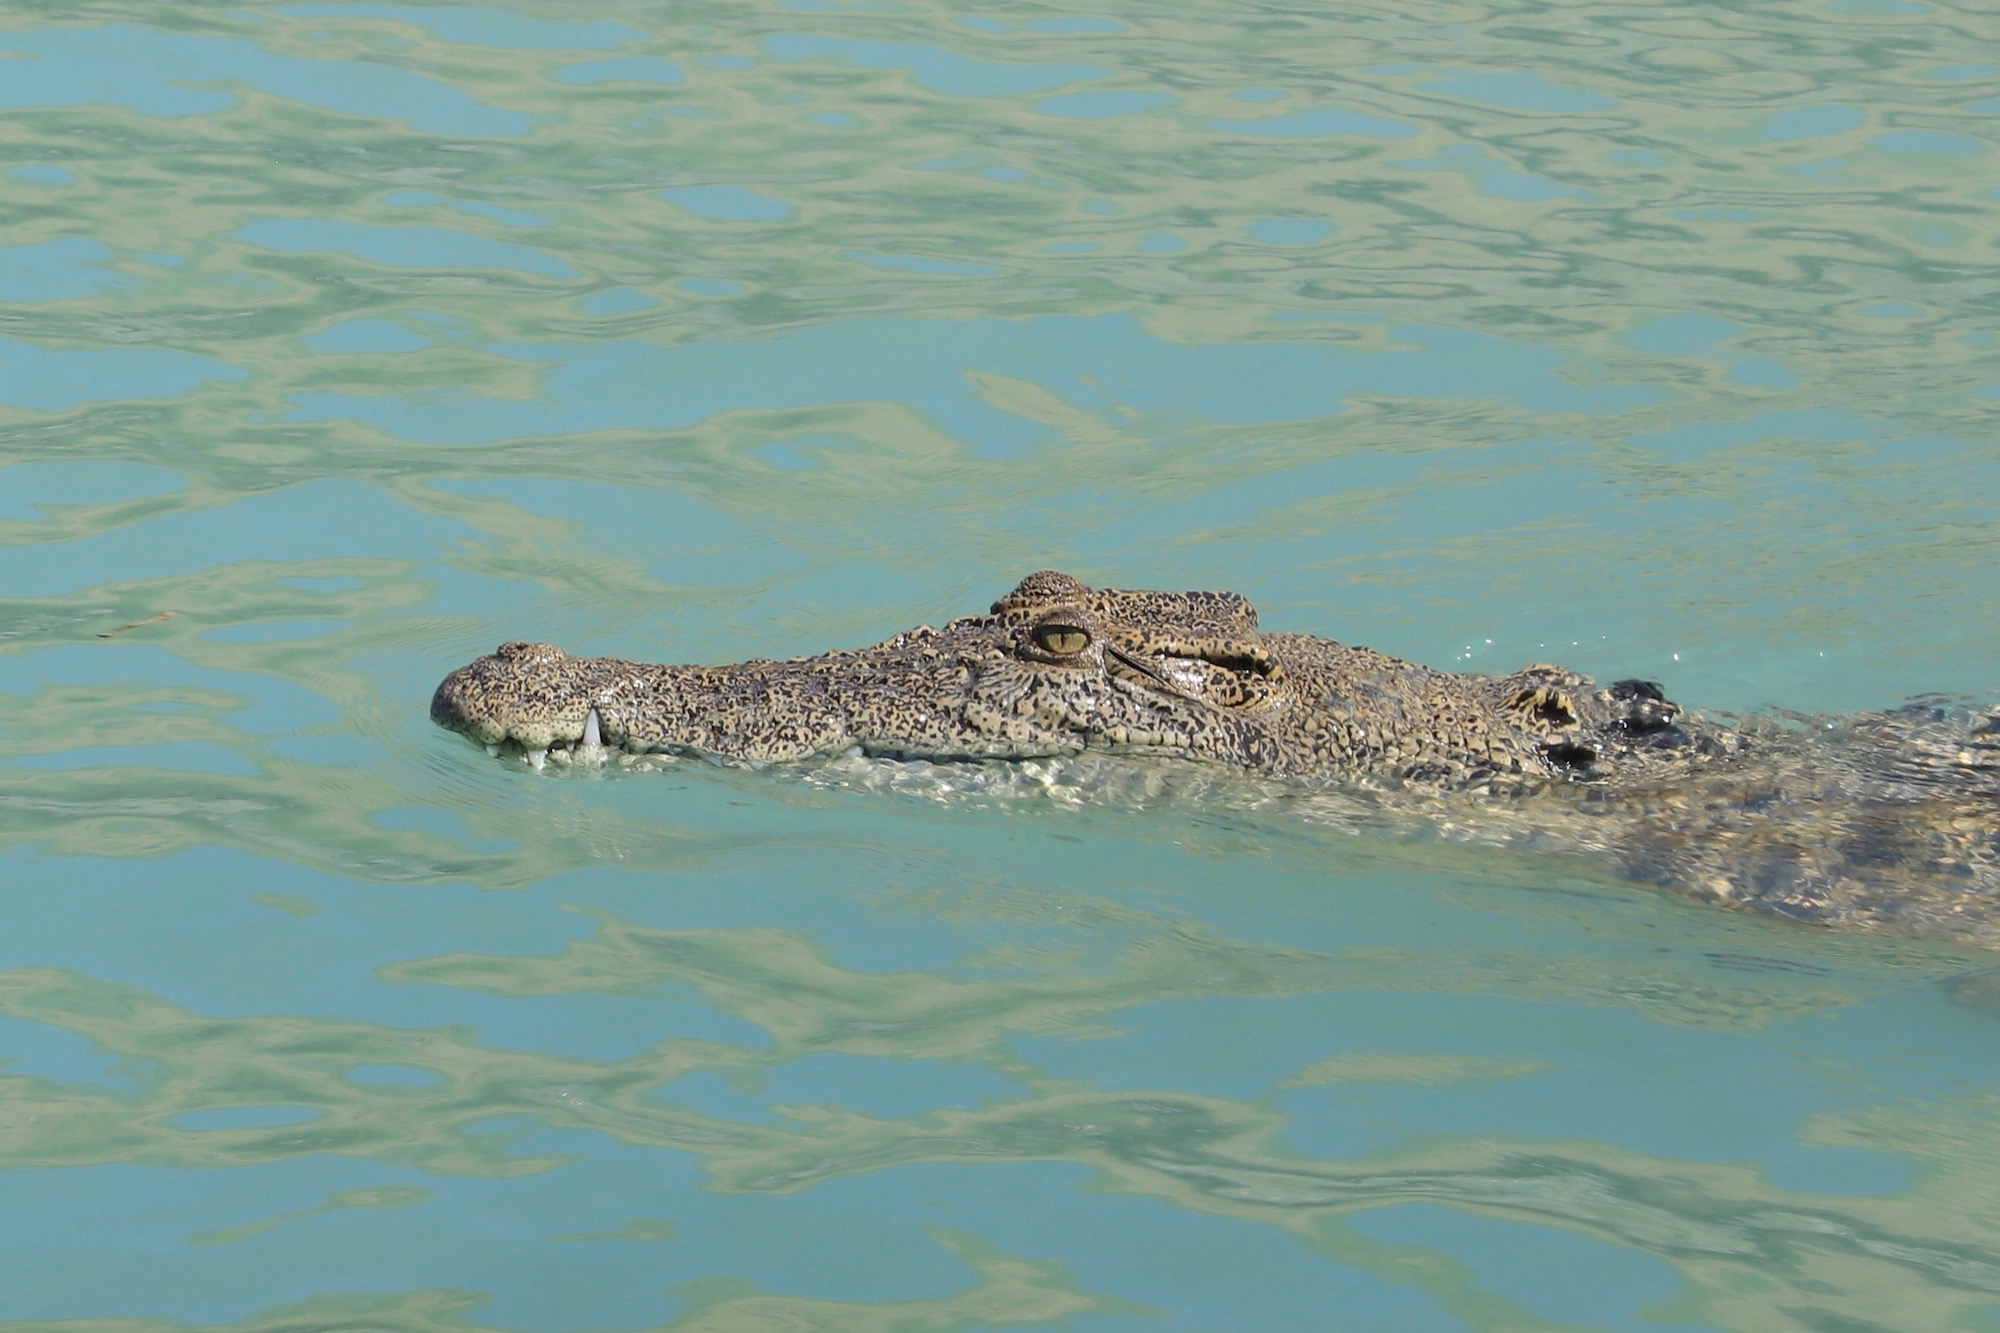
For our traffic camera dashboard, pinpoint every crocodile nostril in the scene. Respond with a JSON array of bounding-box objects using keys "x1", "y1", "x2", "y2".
[{"x1": 496, "y1": 641, "x2": 566, "y2": 664}]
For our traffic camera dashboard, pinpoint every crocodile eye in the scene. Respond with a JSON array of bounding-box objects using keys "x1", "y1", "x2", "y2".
[{"x1": 1033, "y1": 624, "x2": 1091, "y2": 657}]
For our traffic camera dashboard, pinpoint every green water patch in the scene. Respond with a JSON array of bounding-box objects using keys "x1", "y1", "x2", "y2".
[
  {"x1": 4, "y1": 0, "x2": 2000, "y2": 1327},
  {"x1": 0, "y1": 23, "x2": 529, "y2": 134}
]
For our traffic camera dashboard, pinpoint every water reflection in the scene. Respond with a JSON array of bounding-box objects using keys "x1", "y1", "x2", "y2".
[
  {"x1": 0, "y1": 895, "x2": 1995, "y2": 1326},
  {"x1": 3, "y1": 0, "x2": 1999, "y2": 1326}
]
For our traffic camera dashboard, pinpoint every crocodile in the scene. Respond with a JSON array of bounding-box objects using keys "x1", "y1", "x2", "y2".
[{"x1": 432, "y1": 570, "x2": 2000, "y2": 944}]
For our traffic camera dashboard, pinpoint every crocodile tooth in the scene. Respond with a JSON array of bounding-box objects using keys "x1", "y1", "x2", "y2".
[
  {"x1": 484, "y1": 744, "x2": 500, "y2": 757},
  {"x1": 574, "y1": 709, "x2": 608, "y2": 766},
  {"x1": 528, "y1": 748, "x2": 547, "y2": 772}
]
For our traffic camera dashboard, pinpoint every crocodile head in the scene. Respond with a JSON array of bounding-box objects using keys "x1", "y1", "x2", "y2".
[{"x1": 430, "y1": 571, "x2": 1302, "y2": 770}]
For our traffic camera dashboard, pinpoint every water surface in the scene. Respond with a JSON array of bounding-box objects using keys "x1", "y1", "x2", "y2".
[{"x1": 3, "y1": 1, "x2": 1999, "y2": 1329}]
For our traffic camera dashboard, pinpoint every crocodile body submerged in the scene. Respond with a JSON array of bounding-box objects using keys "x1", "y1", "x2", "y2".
[{"x1": 433, "y1": 571, "x2": 2000, "y2": 944}]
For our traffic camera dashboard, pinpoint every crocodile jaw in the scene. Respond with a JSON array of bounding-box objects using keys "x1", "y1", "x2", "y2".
[{"x1": 430, "y1": 642, "x2": 607, "y2": 750}]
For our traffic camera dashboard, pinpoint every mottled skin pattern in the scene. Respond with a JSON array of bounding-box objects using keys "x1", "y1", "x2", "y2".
[
  {"x1": 433, "y1": 570, "x2": 1685, "y2": 784},
  {"x1": 433, "y1": 571, "x2": 2000, "y2": 943}
]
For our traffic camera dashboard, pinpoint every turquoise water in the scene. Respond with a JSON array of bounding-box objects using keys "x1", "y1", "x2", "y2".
[{"x1": 3, "y1": 1, "x2": 1999, "y2": 1328}]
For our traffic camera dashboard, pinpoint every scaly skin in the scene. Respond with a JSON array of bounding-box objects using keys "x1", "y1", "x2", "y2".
[
  {"x1": 432, "y1": 571, "x2": 2000, "y2": 943},
  {"x1": 432, "y1": 570, "x2": 1689, "y2": 784}
]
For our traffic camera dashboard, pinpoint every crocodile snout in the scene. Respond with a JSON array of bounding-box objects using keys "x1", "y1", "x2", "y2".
[{"x1": 431, "y1": 642, "x2": 595, "y2": 754}]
